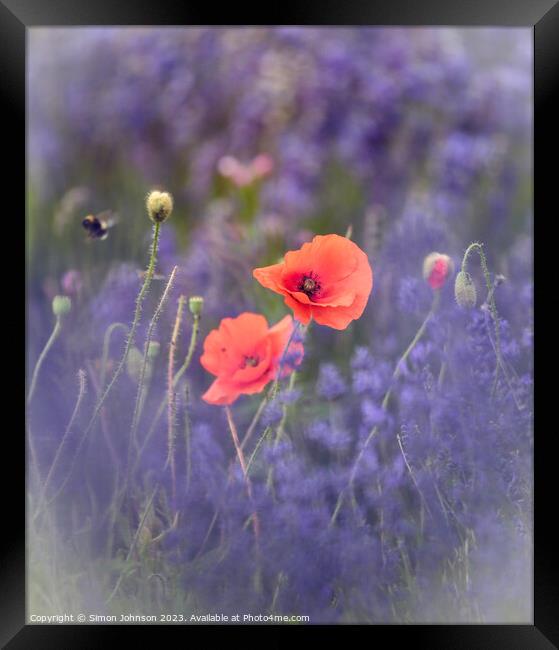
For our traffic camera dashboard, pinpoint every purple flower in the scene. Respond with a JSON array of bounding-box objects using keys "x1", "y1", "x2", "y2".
[{"x1": 317, "y1": 363, "x2": 347, "y2": 400}]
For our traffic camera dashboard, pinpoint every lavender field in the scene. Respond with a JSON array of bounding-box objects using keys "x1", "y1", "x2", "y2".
[{"x1": 27, "y1": 27, "x2": 533, "y2": 624}]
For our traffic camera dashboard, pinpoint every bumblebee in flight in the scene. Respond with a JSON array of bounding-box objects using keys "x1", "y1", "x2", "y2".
[{"x1": 82, "y1": 211, "x2": 117, "y2": 241}]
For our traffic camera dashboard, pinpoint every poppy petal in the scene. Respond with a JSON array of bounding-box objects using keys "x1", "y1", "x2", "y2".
[
  {"x1": 200, "y1": 329, "x2": 239, "y2": 376},
  {"x1": 202, "y1": 378, "x2": 241, "y2": 405},
  {"x1": 307, "y1": 234, "x2": 360, "y2": 284},
  {"x1": 310, "y1": 290, "x2": 370, "y2": 330},
  {"x1": 252, "y1": 263, "x2": 284, "y2": 294},
  {"x1": 283, "y1": 293, "x2": 311, "y2": 325}
]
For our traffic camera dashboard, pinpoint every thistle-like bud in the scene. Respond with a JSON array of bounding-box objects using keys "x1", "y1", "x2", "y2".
[
  {"x1": 189, "y1": 295, "x2": 204, "y2": 317},
  {"x1": 52, "y1": 295, "x2": 71, "y2": 317},
  {"x1": 454, "y1": 271, "x2": 477, "y2": 309},
  {"x1": 423, "y1": 252, "x2": 454, "y2": 290},
  {"x1": 126, "y1": 347, "x2": 144, "y2": 381},
  {"x1": 147, "y1": 341, "x2": 160, "y2": 359},
  {"x1": 146, "y1": 190, "x2": 173, "y2": 223}
]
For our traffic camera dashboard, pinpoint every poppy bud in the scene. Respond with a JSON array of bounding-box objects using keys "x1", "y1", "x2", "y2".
[
  {"x1": 147, "y1": 341, "x2": 160, "y2": 359},
  {"x1": 146, "y1": 190, "x2": 173, "y2": 223},
  {"x1": 52, "y1": 295, "x2": 71, "y2": 317},
  {"x1": 422, "y1": 252, "x2": 454, "y2": 290},
  {"x1": 126, "y1": 347, "x2": 144, "y2": 381},
  {"x1": 61, "y1": 269, "x2": 83, "y2": 296},
  {"x1": 189, "y1": 295, "x2": 204, "y2": 317},
  {"x1": 454, "y1": 271, "x2": 477, "y2": 308},
  {"x1": 251, "y1": 153, "x2": 274, "y2": 179}
]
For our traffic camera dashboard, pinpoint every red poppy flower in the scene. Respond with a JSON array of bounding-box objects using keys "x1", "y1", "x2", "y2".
[
  {"x1": 200, "y1": 313, "x2": 303, "y2": 405},
  {"x1": 253, "y1": 234, "x2": 373, "y2": 330}
]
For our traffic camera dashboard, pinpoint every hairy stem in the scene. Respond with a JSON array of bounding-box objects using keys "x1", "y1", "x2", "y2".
[
  {"x1": 240, "y1": 320, "x2": 301, "y2": 450},
  {"x1": 64, "y1": 222, "x2": 162, "y2": 497},
  {"x1": 100, "y1": 322, "x2": 129, "y2": 391},
  {"x1": 73, "y1": 222, "x2": 162, "y2": 477},
  {"x1": 128, "y1": 266, "x2": 177, "y2": 456},
  {"x1": 264, "y1": 370, "x2": 299, "y2": 493},
  {"x1": 136, "y1": 311, "x2": 200, "y2": 468},
  {"x1": 27, "y1": 317, "x2": 62, "y2": 405},
  {"x1": 105, "y1": 484, "x2": 159, "y2": 605},
  {"x1": 166, "y1": 294, "x2": 186, "y2": 504},
  {"x1": 225, "y1": 406, "x2": 260, "y2": 543},
  {"x1": 183, "y1": 382, "x2": 192, "y2": 493},
  {"x1": 245, "y1": 426, "x2": 273, "y2": 476},
  {"x1": 461, "y1": 242, "x2": 502, "y2": 389},
  {"x1": 38, "y1": 370, "x2": 88, "y2": 511},
  {"x1": 330, "y1": 291, "x2": 440, "y2": 526}
]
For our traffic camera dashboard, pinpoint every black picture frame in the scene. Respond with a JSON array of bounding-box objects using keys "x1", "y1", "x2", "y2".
[{"x1": 6, "y1": 0, "x2": 557, "y2": 645}]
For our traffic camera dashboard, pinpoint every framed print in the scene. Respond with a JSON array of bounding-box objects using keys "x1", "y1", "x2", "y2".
[{"x1": 3, "y1": 0, "x2": 557, "y2": 645}]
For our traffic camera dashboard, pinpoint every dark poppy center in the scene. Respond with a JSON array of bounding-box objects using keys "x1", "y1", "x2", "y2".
[
  {"x1": 243, "y1": 355, "x2": 259, "y2": 368},
  {"x1": 303, "y1": 278, "x2": 316, "y2": 292},
  {"x1": 299, "y1": 272, "x2": 321, "y2": 298}
]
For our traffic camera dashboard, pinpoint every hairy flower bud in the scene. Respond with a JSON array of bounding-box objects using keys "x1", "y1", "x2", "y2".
[
  {"x1": 454, "y1": 271, "x2": 477, "y2": 308},
  {"x1": 147, "y1": 341, "x2": 160, "y2": 359},
  {"x1": 126, "y1": 347, "x2": 144, "y2": 381},
  {"x1": 422, "y1": 252, "x2": 454, "y2": 290},
  {"x1": 146, "y1": 190, "x2": 173, "y2": 223},
  {"x1": 52, "y1": 295, "x2": 71, "y2": 317},
  {"x1": 189, "y1": 295, "x2": 204, "y2": 317}
]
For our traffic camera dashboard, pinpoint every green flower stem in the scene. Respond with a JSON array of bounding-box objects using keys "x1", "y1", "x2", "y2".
[
  {"x1": 135, "y1": 311, "x2": 201, "y2": 469},
  {"x1": 27, "y1": 424, "x2": 42, "y2": 492},
  {"x1": 105, "y1": 483, "x2": 159, "y2": 605},
  {"x1": 177, "y1": 312, "x2": 201, "y2": 383},
  {"x1": 245, "y1": 425, "x2": 273, "y2": 476},
  {"x1": 192, "y1": 509, "x2": 220, "y2": 561},
  {"x1": 461, "y1": 242, "x2": 502, "y2": 387},
  {"x1": 61, "y1": 221, "x2": 162, "y2": 490},
  {"x1": 41, "y1": 370, "x2": 86, "y2": 506},
  {"x1": 225, "y1": 406, "x2": 260, "y2": 544},
  {"x1": 240, "y1": 395, "x2": 270, "y2": 451},
  {"x1": 183, "y1": 382, "x2": 192, "y2": 493},
  {"x1": 264, "y1": 369, "x2": 299, "y2": 492},
  {"x1": 33, "y1": 370, "x2": 87, "y2": 517},
  {"x1": 92, "y1": 221, "x2": 160, "y2": 418},
  {"x1": 126, "y1": 267, "x2": 178, "y2": 492},
  {"x1": 27, "y1": 316, "x2": 62, "y2": 405},
  {"x1": 100, "y1": 322, "x2": 129, "y2": 391},
  {"x1": 165, "y1": 293, "x2": 186, "y2": 503},
  {"x1": 395, "y1": 427, "x2": 432, "y2": 518},
  {"x1": 240, "y1": 320, "x2": 302, "y2": 450},
  {"x1": 130, "y1": 268, "x2": 178, "y2": 439},
  {"x1": 330, "y1": 291, "x2": 440, "y2": 527},
  {"x1": 239, "y1": 183, "x2": 259, "y2": 225},
  {"x1": 275, "y1": 369, "x2": 298, "y2": 443}
]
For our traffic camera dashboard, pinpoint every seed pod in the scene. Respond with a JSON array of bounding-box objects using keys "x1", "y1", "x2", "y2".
[
  {"x1": 147, "y1": 341, "x2": 160, "y2": 359},
  {"x1": 189, "y1": 295, "x2": 204, "y2": 317},
  {"x1": 454, "y1": 271, "x2": 477, "y2": 308},
  {"x1": 52, "y1": 295, "x2": 72, "y2": 317},
  {"x1": 126, "y1": 347, "x2": 144, "y2": 382}
]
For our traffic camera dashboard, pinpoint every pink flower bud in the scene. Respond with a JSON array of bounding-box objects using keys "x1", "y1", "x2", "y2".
[
  {"x1": 216, "y1": 155, "x2": 239, "y2": 176},
  {"x1": 61, "y1": 269, "x2": 83, "y2": 296},
  {"x1": 218, "y1": 154, "x2": 274, "y2": 187},
  {"x1": 422, "y1": 252, "x2": 454, "y2": 290},
  {"x1": 251, "y1": 153, "x2": 274, "y2": 179}
]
